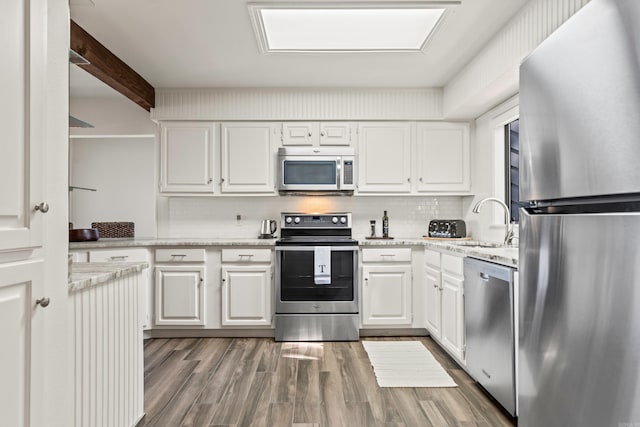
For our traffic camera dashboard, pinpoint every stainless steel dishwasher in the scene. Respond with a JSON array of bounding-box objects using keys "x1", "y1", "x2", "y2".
[{"x1": 464, "y1": 257, "x2": 517, "y2": 416}]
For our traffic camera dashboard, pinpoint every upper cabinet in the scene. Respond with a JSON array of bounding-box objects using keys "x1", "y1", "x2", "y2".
[
  {"x1": 158, "y1": 120, "x2": 471, "y2": 196},
  {"x1": 282, "y1": 122, "x2": 353, "y2": 146},
  {"x1": 357, "y1": 122, "x2": 412, "y2": 193},
  {"x1": 220, "y1": 123, "x2": 277, "y2": 194},
  {"x1": 159, "y1": 121, "x2": 217, "y2": 193},
  {"x1": 357, "y1": 122, "x2": 471, "y2": 195},
  {"x1": 415, "y1": 123, "x2": 470, "y2": 192}
]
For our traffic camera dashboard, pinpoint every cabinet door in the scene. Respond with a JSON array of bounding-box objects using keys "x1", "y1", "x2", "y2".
[
  {"x1": 415, "y1": 123, "x2": 470, "y2": 192},
  {"x1": 441, "y1": 272, "x2": 465, "y2": 361},
  {"x1": 357, "y1": 122, "x2": 412, "y2": 193},
  {"x1": 155, "y1": 266, "x2": 205, "y2": 326},
  {"x1": 282, "y1": 122, "x2": 319, "y2": 146},
  {"x1": 0, "y1": 0, "x2": 43, "y2": 251},
  {"x1": 424, "y1": 265, "x2": 442, "y2": 339},
  {"x1": 159, "y1": 122, "x2": 216, "y2": 193},
  {"x1": 319, "y1": 122, "x2": 352, "y2": 146},
  {"x1": 362, "y1": 264, "x2": 412, "y2": 326},
  {"x1": 221, "y1": 123, "x2": 277, "y2": 193},
  {"x1": 0, "y1": 260, "x2": 44, "y2": 427},
  {"x1": 221, "y1": 265, "x2": 272, "y2": 326}
]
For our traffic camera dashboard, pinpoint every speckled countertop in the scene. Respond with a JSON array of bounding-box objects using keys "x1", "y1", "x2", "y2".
[
  {"x1": 69, "y1": 237, "x2": 276, "y2": 249},
  {"x1": 68, "y1": 262, "x2": 149, "y2": 292},
  {"x1": 69, "y1": 237, "x2": 518, "y2": 268}
]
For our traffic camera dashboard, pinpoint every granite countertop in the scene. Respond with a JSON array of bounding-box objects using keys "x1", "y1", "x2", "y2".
[
  {"x1": 69, "y1": 237, "x2": 517, "y2": 268},
  {"x1": 68, "y1": 262, "x2": 149, "y2": 292},
  {"x1": 69, "y1": 237, "x2": 277, "y2": 249}
]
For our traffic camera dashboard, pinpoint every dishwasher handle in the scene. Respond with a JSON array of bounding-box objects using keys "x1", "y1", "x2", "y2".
[{"x1": 480, "y1": 272, "x2": 490, "y2": 281}]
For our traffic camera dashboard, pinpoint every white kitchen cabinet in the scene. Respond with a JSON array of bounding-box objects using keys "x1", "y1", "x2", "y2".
[
  {"x1": 361, "y1": 247, "x2": 412, "y2": 326},
  {"x1": 415, "y1": 122, "x2": 470, "y2": 192},
  {"x1": 424, "y1": 265, "x2": 442, "y2": 337},
  {"x1": 1, "y1": 0, "x2": 67, "y2": 424},
  {"x1": 159, "y1": 121, "x2": 217, "y2": 193},
  {"x1": 220, "y1": 248, "x2": 272, "y2": 326},
  {"x1": 281, "y1": 122, "x2": 353, "y2": 146},
  {"x1": 357, "y1": 122, "x2": 412, "y2": 193},
  {"x1": 424, "y1": 249, "x2": 465, "y2": 363},
  {"x1": 220, "y1": 122, "x2": 277, "y2": 193},
  {"x1": 221, "y1": 266, "x2": 272, "y2": 326},
  {"x1": 155, "y1": 265, "x2": 205, "y2": 326}
]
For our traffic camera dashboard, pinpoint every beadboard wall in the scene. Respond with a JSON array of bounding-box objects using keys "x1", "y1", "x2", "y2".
[
  {"x1": 151, "y1": 88, "x2": 443, "y2": 121},
  {"x1": 158, "y1": 196, "x2": 463, "y2": 240},
  {"x1": 444, "y1": 0, "x2": 590, "y2": 119}
]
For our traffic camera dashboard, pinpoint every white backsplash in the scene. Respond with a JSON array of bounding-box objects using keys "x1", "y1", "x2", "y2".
[{"x1": 163, "y1": 196, "x2": 463, "y2": 239}]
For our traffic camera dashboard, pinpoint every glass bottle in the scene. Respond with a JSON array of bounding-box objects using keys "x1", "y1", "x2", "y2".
[{"x1": 382, "y1": 210, "x2": 389, "y2": 238}]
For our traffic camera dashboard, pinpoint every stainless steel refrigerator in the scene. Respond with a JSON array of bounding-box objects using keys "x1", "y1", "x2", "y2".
[{"x1": 519, "y1": 0, "x2": 640, "y2": 426}]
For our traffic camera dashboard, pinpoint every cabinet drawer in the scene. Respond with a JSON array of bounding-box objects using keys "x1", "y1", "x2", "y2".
[
  {"x1": 155, "y1": 248, "x2": 205, "y2": 263},
  {"x1": 222, "y1": 248, "x2": 271, "y2": 263},
  {"x1": 89, "y1": 248, "x2": 149, "y2": 263},
  {"x1": 441, "y1": 253, "x2": 464, "y2": 276},
  {"x1": 424, "y1": 249, "x2": 441, "y2": 269},
  {"x1": 361, "y1": 247, "x2": 411, "y2": 263}
]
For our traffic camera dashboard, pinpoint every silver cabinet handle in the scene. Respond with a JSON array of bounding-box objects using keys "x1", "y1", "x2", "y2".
[
  {"x1": 238, "y1": 254, "x2": 254, "y2": 258},
  {"x1": 380, "y1": 254, "x2": 396, "y2": 257},
  {"x1": 171, "y1": 254, "x2": 187, "y2": 258},
  {"x1": 110, "y1": 255, "x2": 128, "y2": 260},
  {"x1": 36, "y1": 297, "x2": 50, "y2": 308},
  {"x1": 34, "y1": 202, "x2": 49, "y2": 213}
]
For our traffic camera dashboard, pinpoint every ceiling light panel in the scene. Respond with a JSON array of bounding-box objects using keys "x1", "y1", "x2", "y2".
[{"x1": 249, "y1": 3, "x2": 458, "y2": 53}]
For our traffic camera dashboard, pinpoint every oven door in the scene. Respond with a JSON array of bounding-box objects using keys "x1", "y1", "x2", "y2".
[{"x1": 275, "y1": 245, "x2": 358, "y2": 314}]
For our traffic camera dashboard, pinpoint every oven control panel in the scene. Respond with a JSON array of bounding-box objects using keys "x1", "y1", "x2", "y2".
[{"x1": 281, "y1": 213, "x2": 351, "y2": 229}]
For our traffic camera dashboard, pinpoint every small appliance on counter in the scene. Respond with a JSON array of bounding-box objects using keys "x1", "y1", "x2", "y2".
[
  {"x1": 259, "y1": 219, "x2": 277, "y2": 239},
  {"x1": 427, "y1": 219, "x2": 467, "y2": 238}
]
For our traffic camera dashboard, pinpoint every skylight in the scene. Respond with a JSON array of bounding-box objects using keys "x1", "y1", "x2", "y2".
[{"x1": 248, "y1": 3, "x2": 457, "y2": 53}]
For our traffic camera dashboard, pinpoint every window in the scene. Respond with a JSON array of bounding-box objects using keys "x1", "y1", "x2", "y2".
[{"x1": 505, "y1": 119, "x2": 520, "y2": 223}]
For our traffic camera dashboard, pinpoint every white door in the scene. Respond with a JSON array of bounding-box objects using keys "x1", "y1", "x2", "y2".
[
  {"x1": 362, "y1": 265, "x2": 412, "y2": 326},
  {"x1": 281, "y1": 122, "x2": 319, "y2": 145},
  {"x1": 441, "y1": 272, "x2": 465, "y2": 361},
  {"x1": 220, "y1": 123, "x2": 277, "y2": 193},
  {"x1": 424, "y1": 266, "x2": 442, "y2": 338},
  {"x1": 0, "y1": 261, "x2": 44, "y2": 427},
  {"x1": 221, "y1": 266, "x2": 272, "y2": 326},
  {"x1": 155, "y1": 266, "x2": 205, "y2": 325},
  {"x1": 357, "y1": 122, "x2": 412, "y2": 193},
  {"x1": 415, "y1": 123, "x2": 470, "y2": 192},
  {"x1": 319, "y1": 122, "x2": 352, "y2": 146},
  {"x1": 159, "y1": 121, "x2": 216, "y2": 193},
  {"x1": 1, "y1": 0, "x2": 68, "y2": 425}
]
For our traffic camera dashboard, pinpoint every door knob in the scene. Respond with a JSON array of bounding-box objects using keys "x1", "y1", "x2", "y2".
[
  {"x1": 34, "y1": 202, "x2": 49, "y2": 213},
  {"x1": 35, "y1": 297, "x2": 50, "y2": 308}
]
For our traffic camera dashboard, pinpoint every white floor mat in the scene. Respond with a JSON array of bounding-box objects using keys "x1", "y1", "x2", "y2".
[{"x1": 362, "y1": 341, "x2": 457, "y2": 388}]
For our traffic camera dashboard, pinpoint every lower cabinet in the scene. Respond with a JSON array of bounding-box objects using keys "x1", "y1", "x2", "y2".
[
  {"x1": 155, "y1": 248, "x2": 206, "y2": 326},
  {"x1": 221, "y1": 265, "x2": 272, "y2": 326},
  {"x1": 424, "y1": 249, "x2": 465, "y2": 363},
  {"x1": 221, "y1": 248, "x2": 272, "y2": 326},
  {"x1": 361, "y1": 248, "x2": 412, "y2": 326},
  {"x1": 155, "y1": 265, "x2": 205, "y2": 326}
]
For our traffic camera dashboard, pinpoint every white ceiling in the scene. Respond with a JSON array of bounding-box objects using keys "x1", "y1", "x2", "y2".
[{"x1": 69, "y1": 0, "x2": 529, "y2": 98}]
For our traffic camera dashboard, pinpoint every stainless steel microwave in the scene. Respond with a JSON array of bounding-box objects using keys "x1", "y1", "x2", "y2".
[{"x1": 278, "y1": 147, "x2": 355, "y2": 193}]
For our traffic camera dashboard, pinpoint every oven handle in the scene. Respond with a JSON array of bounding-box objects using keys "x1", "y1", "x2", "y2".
[{"x1": 275, "y1": 246, "x2": 358, "y2": 252}]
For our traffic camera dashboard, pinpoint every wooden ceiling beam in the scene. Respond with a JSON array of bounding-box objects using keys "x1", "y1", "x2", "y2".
[{"x1": 70, "y1": 20, "x2": 155, "y2": 111}]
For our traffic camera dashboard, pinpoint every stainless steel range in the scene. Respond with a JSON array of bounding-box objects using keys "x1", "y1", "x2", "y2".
[{"x1": 274, "y1": 213, "x2": 359, "y2": 341}]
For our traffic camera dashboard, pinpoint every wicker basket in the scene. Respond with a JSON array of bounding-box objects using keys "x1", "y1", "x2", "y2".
[{"x1": 90, "y1": 222, "x2": 135, "y2": 238}]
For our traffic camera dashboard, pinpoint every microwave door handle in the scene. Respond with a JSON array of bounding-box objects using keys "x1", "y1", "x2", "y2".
[{"x1": 336, "y1": 160, "x2": 342, "y2": 190}]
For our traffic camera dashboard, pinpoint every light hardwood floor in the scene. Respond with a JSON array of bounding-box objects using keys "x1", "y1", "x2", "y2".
[{"x1": 143, "y1": 336, "x2": 516, "y2": 427}]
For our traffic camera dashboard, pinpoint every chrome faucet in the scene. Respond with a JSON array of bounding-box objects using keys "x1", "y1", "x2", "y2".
[{"x1": 472, "y1": 197, "x2": 516, "y2": 245}]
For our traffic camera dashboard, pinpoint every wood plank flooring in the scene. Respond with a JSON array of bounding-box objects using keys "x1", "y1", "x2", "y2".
[{"x1": 143, "y1": 337, "x2": 516, "y2": 427}]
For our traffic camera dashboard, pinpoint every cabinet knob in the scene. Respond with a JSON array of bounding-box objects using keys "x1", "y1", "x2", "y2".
[
  {"x1": 36, "y1": 297, "x2": 50, "y2": 308},
  {"x1": 34, "y1": 202, "x2": 49, "y2": 213},
  {"x1": 220, "y1": 178, "x2": 225, "y2": 185},
  {"x1": 320, "y1": 131, "x2": 325, "y2": 137},
  {"x1": 207, "y1": 178, "x2": 213, "y2": 184},
  {"x1": 407, "y1": 178, "x2": 411, "y2": 183},
  {"x1": 308, "y1": 132, "x2": 312, "y2": 137},
  {"x1": 419, "y1": 177, "x2": 423, "y2": 182}
]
